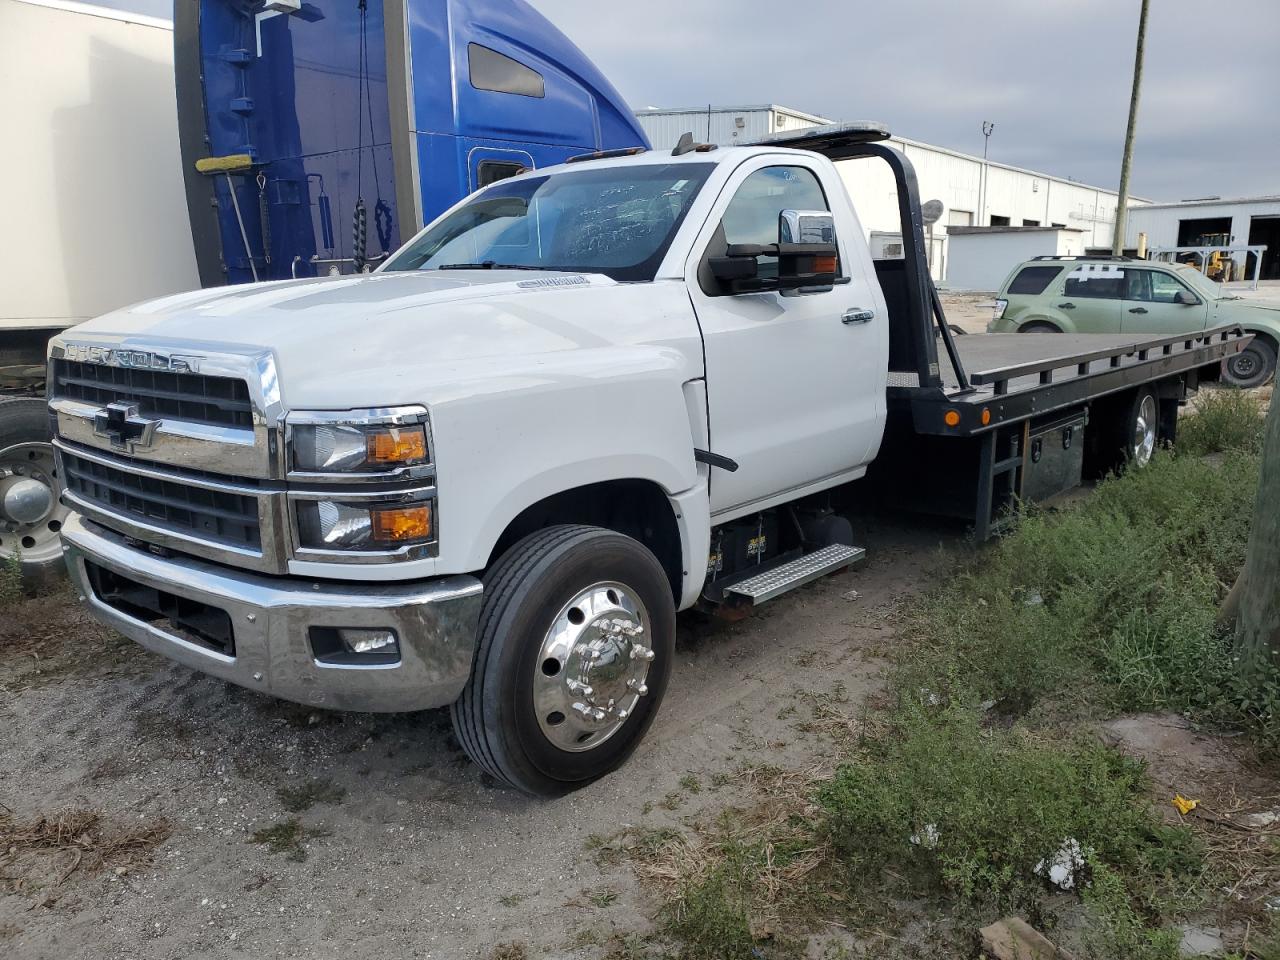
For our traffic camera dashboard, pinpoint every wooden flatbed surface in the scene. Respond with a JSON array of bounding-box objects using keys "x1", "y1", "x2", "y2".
[{"x1": 940, "y1": 331, "x2": 1232, "y2": 398}]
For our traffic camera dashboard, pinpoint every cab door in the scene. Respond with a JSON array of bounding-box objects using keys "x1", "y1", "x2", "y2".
[
  {"x1": 1121, "y1": 267, "x2": 1209, "y2": 335},
  {"x1": 1055, "y1": 263, "x2": 1125, "y2": 332},
  {"x1": 687, "y1": 158, "x2": 888, "y2": 517}
]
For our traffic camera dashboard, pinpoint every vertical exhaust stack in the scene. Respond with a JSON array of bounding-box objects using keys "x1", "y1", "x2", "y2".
[{"x1": 174, "y1": 0, "x2": 650, "y2": 287}]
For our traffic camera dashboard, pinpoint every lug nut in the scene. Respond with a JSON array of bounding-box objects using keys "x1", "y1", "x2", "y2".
[
  {"x1": 630, "y1": 645, "x2": 655, "y2": 662},
  {"x1": 628, "y1": 680, "x2": 648, "y2": 696},
  {"x1": 568, "y1": 680, "x2": 594, "y2": 697}
]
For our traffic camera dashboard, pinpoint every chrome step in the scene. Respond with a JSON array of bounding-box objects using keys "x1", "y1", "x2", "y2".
[{"x1": 723, "y1": 543, "x2": 865, "y2": 605}]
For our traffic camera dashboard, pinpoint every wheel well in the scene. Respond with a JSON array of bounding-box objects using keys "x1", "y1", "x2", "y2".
[
  {"x1": 1243, "y1": 328, "x2": 1278, "y2": 355},
  {"x1": 1018, "y1": 318, "x2": 1062, "y2": 333},
  {"x1": 486, "y1": 479, "x2": 683, "y2": 603}
]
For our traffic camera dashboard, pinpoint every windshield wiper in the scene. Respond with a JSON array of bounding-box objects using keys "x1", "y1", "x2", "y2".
[{"x1": 436, "y1": 261, "x2": 549, "y2": 271}]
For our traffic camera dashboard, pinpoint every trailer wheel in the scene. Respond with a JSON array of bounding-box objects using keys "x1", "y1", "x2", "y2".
[
  {"x1": 0, "y1": 398, "x2": 68, "y2": 593},
  {"x1": 1221, "y1": 337, "x2": 1276, "y2": 389},
  {"x1": 451, "y1": 524, "x2": 675, "y2": 795}
]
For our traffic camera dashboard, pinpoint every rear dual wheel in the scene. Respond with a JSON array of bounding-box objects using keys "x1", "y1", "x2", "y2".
[
  {"x1": 1085, "y1": 387, "x2": 1161, "y2": 479},
  {"x1": 451, "y1": 525, "x2": 675, "y2": 795}
]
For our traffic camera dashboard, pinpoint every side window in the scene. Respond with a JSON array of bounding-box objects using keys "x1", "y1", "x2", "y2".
[
  {"x1": 1123, "y1": 268, "x2": 1153, "y2": 302},
  {"x1": 720, "y1": 166, "x2": 830, "y2": 280},
  {"x1": 468, "y1": 44, "x2": 545, "y2": 98},
  {"x1": 477, "y1": 160, "x2": 527, "y2": 188},
  {"x1": 1063, "y1": 264, "x2": 1124, "y2": 299},
  {"x1": 1007, "y1": 265, "x2": 1061, "y2": 295},
  {"x1": 1129, "y1": 269, "x2": 1195, "y2": 304}
]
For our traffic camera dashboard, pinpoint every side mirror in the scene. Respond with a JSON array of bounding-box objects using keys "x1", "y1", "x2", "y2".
[
  {"x1": 709, "y1": 242, "x2": 839, "y2": 293},
  {"x1": 1175, "y1": 290, "x2": 1200, "y2": 306}
]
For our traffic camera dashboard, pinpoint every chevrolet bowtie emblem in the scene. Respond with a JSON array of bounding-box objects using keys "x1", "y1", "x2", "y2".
[{"x1": 93, "y1": 402, "x2": 161, "y2": 452}]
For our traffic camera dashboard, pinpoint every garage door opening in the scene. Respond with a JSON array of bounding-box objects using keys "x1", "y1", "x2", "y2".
[
  {"x1": 1177, "y1": 216, "x2": 1233, "y2": 246},
  {"x1": 1248, "y1": 216, "x2": 1280, "y2": 280}
]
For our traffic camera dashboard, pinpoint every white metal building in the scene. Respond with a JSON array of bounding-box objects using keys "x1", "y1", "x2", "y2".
[
  {"x1": 635, "y1": 105, "x2": 1133, "y2": 284},
  {"x1": 946, "y1": 227, "x2": 1086, "y2": 292},
  {"x1": 1125, "y1": 196, "x2": 1280, "y2": 282}
]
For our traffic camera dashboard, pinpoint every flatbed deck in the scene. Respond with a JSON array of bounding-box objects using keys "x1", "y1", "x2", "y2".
[{"x1": 904, "y1": 325, "x2": 1250, "y2": 436}]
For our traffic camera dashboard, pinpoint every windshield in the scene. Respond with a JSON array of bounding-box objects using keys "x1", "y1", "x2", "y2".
[
  {"x1": 383, "y1": 162, "x2": 716, "y2": 282},
  {"x1": 1172, "y1": 264, "x2": 1227, "y2": 300}
]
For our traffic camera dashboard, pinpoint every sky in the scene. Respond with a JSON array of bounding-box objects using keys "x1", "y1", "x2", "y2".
[{"x1": 84, "y1": 0, "x2": 1277, "y2": 202}]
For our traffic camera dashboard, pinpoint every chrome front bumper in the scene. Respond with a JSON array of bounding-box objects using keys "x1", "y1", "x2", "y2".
[{"x1": 61, "y1": 514, "x2": 484, "y2": 713}]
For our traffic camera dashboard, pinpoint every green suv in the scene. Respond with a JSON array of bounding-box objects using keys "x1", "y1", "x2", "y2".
[{"x1": 989, "y1": 256, "x2": 1279, "y2": 387}]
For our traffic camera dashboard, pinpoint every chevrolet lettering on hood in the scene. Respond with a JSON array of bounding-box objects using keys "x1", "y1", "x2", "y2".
[{"x1": 62, "y1": 342, "x2": 204, "y2": 374}]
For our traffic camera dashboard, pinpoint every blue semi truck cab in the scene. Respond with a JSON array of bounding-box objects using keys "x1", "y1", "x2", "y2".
[{"x1": 175, "y1": 0, "x2": 649, "y2": 285}]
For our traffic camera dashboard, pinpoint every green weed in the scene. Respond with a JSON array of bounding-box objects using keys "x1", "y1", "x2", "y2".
[
  {"x1": 276, "y1": 779, "x2": 346, "y2": 813},
  {"x1": 1178, "y1": 388, "x2": 1266, "y2": 456},
  {"x1": 249, "y1": 817, "x2": 331, "y2": 862},
  {"x1": 0, "y1": 550, "x2": 22, "y2": 607}
]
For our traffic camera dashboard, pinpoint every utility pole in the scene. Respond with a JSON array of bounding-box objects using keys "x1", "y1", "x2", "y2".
[
  {"x1": 1112, "y1": 0, "x2": 1150, "y2": 255},
  {"x1": 980, "y1": 121, "x2": 994, "y2": 226}
]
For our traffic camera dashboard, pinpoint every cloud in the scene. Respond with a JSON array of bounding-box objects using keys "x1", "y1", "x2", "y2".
[{"x1": 535, "y1": 0, "x2": 1278, "y2": 200}]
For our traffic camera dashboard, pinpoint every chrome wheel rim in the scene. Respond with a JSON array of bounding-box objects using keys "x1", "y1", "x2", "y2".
[
  {"x1": 0, "y1": 441, "x2": 67, "y2": 566},
  {"x1": 533, "y1": 581, "x2": 653, "y2": 753},
  {"x1": 1132, "y1": 395, "x2": 1157, "y2": 466}
]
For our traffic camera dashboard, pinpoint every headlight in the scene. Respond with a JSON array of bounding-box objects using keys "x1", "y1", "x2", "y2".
[
  {"x1": 288, "y1": 408, "x2": 430, "y2": 477},
  {"x1": 295, "y1": 497, "x2": 434, "y2": 551},
  {"x1": 993, "y1": 298, "x2": 1009, "y2": 320}
]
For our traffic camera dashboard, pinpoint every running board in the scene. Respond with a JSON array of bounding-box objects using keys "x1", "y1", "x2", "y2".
[{"x1": 722, "y1": 544, "x2": 865, "y2": 605}]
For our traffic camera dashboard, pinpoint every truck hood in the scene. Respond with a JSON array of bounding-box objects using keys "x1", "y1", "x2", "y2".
[{"x1": 62, "y1": 271, "x2": 704, "y2": 409}]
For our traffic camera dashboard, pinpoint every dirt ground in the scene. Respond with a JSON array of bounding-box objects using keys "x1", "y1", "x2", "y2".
[
  {"x1": 938, "y1": 290, "x2": 998, "y2": 334},
  {"x1": 0, "y1": 514, "x2": 951, "y2": 960}
]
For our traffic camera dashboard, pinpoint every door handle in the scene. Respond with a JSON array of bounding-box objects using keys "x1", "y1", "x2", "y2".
[
  {"x1": 842, "y1": 308, "x2": 875, "y2": 325},
  {"x1": 1129, "y1": 307, "x2": 1149, "y2": 314},
  {"x1": 1057, "y1": 303, "x2": 1076, "y2": 310}
]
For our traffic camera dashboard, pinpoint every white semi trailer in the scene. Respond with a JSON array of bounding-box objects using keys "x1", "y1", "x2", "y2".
[{"x1": 0, "y1": 0, "x2": 198, "y2": 584}]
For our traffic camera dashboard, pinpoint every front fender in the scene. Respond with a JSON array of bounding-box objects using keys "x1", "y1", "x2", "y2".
[{"x1": 432, "y1": 346, "x2": 701, "y2": 573}]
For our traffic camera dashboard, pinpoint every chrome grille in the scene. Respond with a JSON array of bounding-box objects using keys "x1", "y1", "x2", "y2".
[
  {"x1": 61, "y1": 450, "x2": 262, "y2": 550},
  {"x1": 51, "y1": 359, "x2": 254, "y2": 430}
]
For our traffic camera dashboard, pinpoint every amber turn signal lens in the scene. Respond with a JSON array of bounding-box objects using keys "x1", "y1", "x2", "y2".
[
  {"x1": 366, "y1": 427, "x2": 428, "y2": 466},
  {"x1": 371, "y1": 504, "x2": 433, "y2": 544},
  {"x1": 944, "y1": 409, "x2": 961, "y2": 427},
  {"x1": 813, "y1": 255, "x2": 838, "y2": 274},
  {"x1": 981, "y1": 408, "x2": 992, "y2": 426}
]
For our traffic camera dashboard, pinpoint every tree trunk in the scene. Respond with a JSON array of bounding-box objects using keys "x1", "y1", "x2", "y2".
[{"x1": 1230, "y1": 387, "x2": 1280, "y2": 673}]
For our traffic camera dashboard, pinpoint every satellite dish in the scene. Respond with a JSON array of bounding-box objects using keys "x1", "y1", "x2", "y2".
[{"x1": 921, "y1": 199, "x2": 945, "y2": 225}]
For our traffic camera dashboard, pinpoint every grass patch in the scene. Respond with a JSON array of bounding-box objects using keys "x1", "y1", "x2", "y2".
[
  {"x1": 1179, "y1": 387, "x2": 1267, "y2": 457},
  {"x1": 637, "y1": 390, "x2": 1277, "y2": 958},
  {"x1": 818, "y1": 705, "x2": 1204, "y2": 916},
  {"x1": 898, "y1": 445, "x2": 1269, "y2": 741},
  {"x1": 0, "y1": 551, "x2": 22, "y2": 607},
  {"x1": 249, "y1": 817, "x2": 331, "y2": 862},
  {"x1": 276, "y1": 778, "x2": 346, "y2": 813}
]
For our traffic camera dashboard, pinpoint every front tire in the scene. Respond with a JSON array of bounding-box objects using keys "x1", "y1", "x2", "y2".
[
  {"x1": 1221, "y1": 337, "x2": 1277, "y2": 389},
  {"x1": 0, "y1": 397, "x2": 68, "y2": 593},
  {"x1": 451, "y1": 525, "x2": 676, "y2": 795}
]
